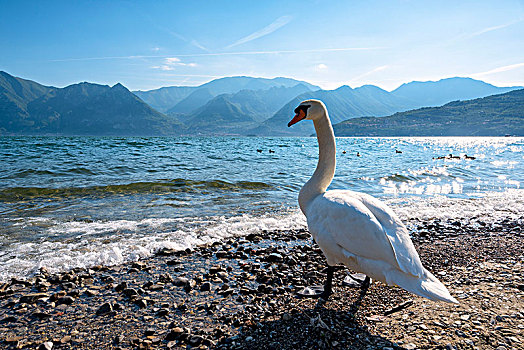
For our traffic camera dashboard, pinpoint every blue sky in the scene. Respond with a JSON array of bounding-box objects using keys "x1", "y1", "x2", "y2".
[{"x1": 1, "y1": 0, "x2": 523, "y2": 91}]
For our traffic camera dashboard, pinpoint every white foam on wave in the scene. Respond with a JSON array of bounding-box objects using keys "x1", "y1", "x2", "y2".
[
  {"x1": 0, "y1": 210, "x2": 307, "y2": 282},
  {"x1": 2, "y1": 189, "x2": 522, "y2": 282},
  {"x1": 387, "y1": 188, "x2": 524, "y2": 223}
]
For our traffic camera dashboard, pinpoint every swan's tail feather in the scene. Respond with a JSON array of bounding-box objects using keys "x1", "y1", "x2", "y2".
[{"x1": 386, "y1": 268, "x2": 459, "y2": 304}]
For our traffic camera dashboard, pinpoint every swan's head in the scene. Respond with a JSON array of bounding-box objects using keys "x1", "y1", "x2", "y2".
[{"x1": 288, "y1": 99, "x2": 326, "y2": 127}]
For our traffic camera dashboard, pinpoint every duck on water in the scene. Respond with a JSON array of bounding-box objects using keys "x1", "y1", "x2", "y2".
[{"x1": 287, "y1": 99, "x2": 458, "y2": 304}]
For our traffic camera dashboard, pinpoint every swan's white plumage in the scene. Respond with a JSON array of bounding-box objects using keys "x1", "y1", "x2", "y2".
[{"x1": 292, "y1": 99, "x2": 458, "y2": 303}]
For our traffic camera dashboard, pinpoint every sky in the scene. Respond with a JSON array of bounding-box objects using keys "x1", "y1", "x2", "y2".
[{"x1": 1, "y1": 0, "x2": 523, "y2": 91}]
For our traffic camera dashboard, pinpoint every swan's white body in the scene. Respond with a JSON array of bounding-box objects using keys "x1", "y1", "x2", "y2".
[{"x1": 292, "y1": 100, "x2": 457, "y2": 303}]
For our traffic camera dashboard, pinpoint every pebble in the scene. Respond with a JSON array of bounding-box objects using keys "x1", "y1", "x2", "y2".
[{"x1": 96, "y1": 302, "x2": 113, "y2": 315}]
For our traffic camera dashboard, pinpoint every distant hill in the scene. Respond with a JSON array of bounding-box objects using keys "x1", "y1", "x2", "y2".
[
  {"x1": 178, "y1": 84, "x2": 315, "y2": 135},
  {"x1": 133, "y1": 86, "x2": 195, "y2": 113},
  {"x1": 0, "y1": 71, "x2": 55, "y2": 129},
  {"x1": 0, "y1": 72, "x2": 182, "y2": 136},
  {"x1": 391, "y1": 77, "x2": 520, "y2": 107},
  {"x1": 135, "y1": 76, "x2": 319, "y2": 114},
  {"x1": 185, "y1": 95, "x2": 259, "y2": 135},
  {"x1": 333, "y1": 88, "x2": 524, "y2": 136},
  {"x1": 252, "y1": 85, "x2": 415, "y2": 136},
  {"x1": 2, "y1": 71, "x2": 523, "y2": 136},
  {"x1": 253, "y1": 77, "x2": 522, "y2": 136}
]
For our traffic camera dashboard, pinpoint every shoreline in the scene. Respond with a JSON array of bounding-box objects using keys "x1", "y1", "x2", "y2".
[{"x1": 0, "y1": 217, "x2": 523, "y2": 349}]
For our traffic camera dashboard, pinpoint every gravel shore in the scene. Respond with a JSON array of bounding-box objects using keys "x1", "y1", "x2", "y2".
[{"x1": 1, "y1": 216, "x2": 523, "y2": 349}]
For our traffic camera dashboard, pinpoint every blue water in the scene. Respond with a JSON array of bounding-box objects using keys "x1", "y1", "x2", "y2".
[{"x1": 0, "y1": 136, "x2": 522, "y2": 280}]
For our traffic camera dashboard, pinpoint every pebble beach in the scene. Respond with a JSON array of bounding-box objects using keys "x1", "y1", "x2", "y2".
[{"x1": 1, "y1": 216, "x2": 522, "y2": 350}]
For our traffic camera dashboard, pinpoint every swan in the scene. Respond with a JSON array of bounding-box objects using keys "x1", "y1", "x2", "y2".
[{"x1": 287, "y1": 99, "x2": 458, "y2": 303}]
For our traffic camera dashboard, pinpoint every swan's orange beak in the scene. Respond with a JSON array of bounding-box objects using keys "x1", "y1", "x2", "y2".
[{"x1": 288, "y1": 109, "x2": 306, "y2": 127}]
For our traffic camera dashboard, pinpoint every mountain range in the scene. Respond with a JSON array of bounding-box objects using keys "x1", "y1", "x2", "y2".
[
  {"x1": 0, "y1": 70, "x2": 522, "y2": 136},
  {"x1": 0, "y1": 71, "x2": 181, "y2": 136},
  {"x1": 333, "y1": 88, "x2": 524, "y2": 136}
]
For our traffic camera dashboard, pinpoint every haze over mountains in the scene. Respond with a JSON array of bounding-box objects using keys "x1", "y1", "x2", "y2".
[{"x1": 0, "y1": 70, "x2": 522, "y2": 136}]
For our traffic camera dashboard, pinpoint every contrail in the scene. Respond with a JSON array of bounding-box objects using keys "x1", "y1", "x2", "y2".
[
  {"x1": 49, "y1": 47, "x2": 382, "y2": 62},
  {"x1": 226, "y1": 15, "x2": 293, "y2": 49}
]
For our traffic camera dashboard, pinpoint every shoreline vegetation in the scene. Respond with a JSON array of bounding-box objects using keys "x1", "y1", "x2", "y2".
[{"x1": 1, "y1": 217, "x2": 522, "y2": 349}]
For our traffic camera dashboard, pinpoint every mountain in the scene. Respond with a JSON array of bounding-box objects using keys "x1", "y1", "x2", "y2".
[
  {"x1": 391, "y1": 77, "x2": 520, "y2": 108},
  {"x1": 178, "y1": 83, "x2": 315, "y2": 135},
  {"x1": 333, "y1": 88, "x2": 524, "y2": 136},
  {"x1": 0, "y1": 71, "x2": 183, "y2": 136},
  {"x1": 185, "y1": 95, "x2": 259, "y2": 134},
  {"x1": 252, "y1": 78, "x2": 522, "y2": 136},
  {"x1": 133, "y1": 86, "x2": 195, "y2": 112},
  {"x1": 252, "y1": 85, "x2": 415, "y2": 136},
  {"x1": 164, "y1": 76, "x2": 319, "y2": 115},
  {"x1": 0, "y1": 71, "x2": 55, "y2": 129}
]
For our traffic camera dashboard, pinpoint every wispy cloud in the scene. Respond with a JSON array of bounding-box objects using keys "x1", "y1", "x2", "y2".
[
  {"x1": 226, "y1": 15, "x2": 293, "y2": 49},
  {"x1": 467, "y1": 19, "x2": 523, "y2": 39},
  {"x1": 351, "y1": 65, "x2": 389, "y2": 82},
  {"x1": 49, "y1": 47, "x2": 381, "y2": 62},
  {"x1": 471, "y1": 62, "x2": 524, "y2": 77},
  {"x1": 315, "y1": 63, "x2": 328, "y2": 70},
  {"x1": 151, "y1": 57, "x2": 198, "y2": 71}
]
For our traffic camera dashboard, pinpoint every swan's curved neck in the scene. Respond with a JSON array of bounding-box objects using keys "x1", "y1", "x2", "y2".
[{"x1": 298, "y1": 109, "x2": 336, "y2": 214}]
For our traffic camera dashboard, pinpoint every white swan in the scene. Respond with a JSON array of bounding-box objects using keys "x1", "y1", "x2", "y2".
[{"x1": 288, "y1": 99, "x2": 458, "y2": 303}]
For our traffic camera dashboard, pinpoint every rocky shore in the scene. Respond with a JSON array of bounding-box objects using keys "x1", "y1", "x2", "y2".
[{"x1": 0, "y1": 217, "x2": 522, "y2": 349}]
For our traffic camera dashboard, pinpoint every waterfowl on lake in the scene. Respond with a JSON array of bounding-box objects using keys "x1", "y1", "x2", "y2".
[{"x1": 287, "y1": 99, "x2": 458, "y2": 303}]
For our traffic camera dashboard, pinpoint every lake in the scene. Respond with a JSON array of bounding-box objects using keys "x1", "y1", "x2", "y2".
[{"x1": 0, "y1": 136, "x2": 522, "y2": 281}]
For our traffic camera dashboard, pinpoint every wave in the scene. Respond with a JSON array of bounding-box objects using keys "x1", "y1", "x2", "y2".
[
  {"x1": 0, "y1": 179, "x2": 273, "y2": 202},
  {"x1": 0, "y1": 210, "x2": 306, "y2": 282}
]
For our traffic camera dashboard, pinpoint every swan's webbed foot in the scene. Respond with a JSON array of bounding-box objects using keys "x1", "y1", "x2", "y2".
[
  {"x1": 296, "y1": 285, "x2": 330, "y2": 299},
  {"x1": 342, "y1": 273, "x2": 372, "y2": 289},
  {"x1": 296, "y1": 266, "x2": 334, "y2": 300}
]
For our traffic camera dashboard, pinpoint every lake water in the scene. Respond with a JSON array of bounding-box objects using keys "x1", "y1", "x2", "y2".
[{"x1": 0, "y1": 136, "x2": 522, "y2": 281}]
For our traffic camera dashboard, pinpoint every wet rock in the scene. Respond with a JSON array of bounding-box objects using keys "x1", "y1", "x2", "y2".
[
  {"x1": 158, "y1": 273, "x2": 173, "y2": 283},
  {"x1": 266, "y1": 253, "x2": 283, "y2": 262},
  {"x1": 173, "y1": 277, "x2": 189, "y2": 286},
  {"x1": 165, "y1": 327, "x2": 185, "y2": 341},
  {"x1": 200, "y1": 281, "x2": 211, "y2": 292},
  {"x1": 123, "y1": 288, "x2": 139, "y2": 297},
  {"x1": 135, "y1": 299, "x2": 147, "y2": 308},
  {"x1": 56, "y1": 296, "x2": 75, "y2": 305},
  {"x1": 156, "y1": 308, "x2": 169, "y2": 317},
  {"x1": 188, "y1": 335, "x2": 203, "y2": 347},
  {"x1": 96, "y1": 302, "x2": 113, "y2": 315},
  {"x1": 19, "y1": 293, "x2": 49, "y2": 304},
  {"x1": 32, "y1": 311, "x2": 52, "y2": 320},
  {"x1": 115, "y1": 281, "x2": 127, "y2": 292}
]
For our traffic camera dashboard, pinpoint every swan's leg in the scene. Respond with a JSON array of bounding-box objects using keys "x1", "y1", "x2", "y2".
[
  {"x1": 320, "y1": 265, "x2": 334, "y2": 299},
  {"x1": 362, "y1": 276, "x2": 370, "y2": 290},
  {"x1": 296, "y1": 265, "x2": 335, "y2": 299}
]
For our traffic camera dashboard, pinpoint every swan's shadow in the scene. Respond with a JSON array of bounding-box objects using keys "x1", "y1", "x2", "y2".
[{"x1": 234, "y1": 289, "x2": 408, "y2": 350}]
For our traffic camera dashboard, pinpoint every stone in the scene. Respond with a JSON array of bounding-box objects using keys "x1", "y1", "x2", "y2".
[
  {"x1": 165, "y1": 327, "x2": 185, "y2": 341},
  {"x1": 173, "y1": 277, "x2": 189, "y2": 286},
  {"x1": 96, "y1": 302, "x2": 113, "y2": 315},
  {"x1": 38, "y1": 342, "x2": 53, "y2": 350},
  {"x1": 19, "y1": 293, "x2": 49, "y2": 304},
  {"x1": 60, "y1": 336, "x2": 71, "y2": 344},
  {"x1": 56, "y1": 296, "x2": 75, "y2": 305},
  {"x1": 200, "y1": 282, "x2": 211, "y2": 292},
  {"x1": 123, "y1": 288, "x2": 139, "y2": 297}
]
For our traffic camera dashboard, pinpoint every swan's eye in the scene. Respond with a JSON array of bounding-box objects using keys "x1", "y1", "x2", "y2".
[{"x1": 294, "y1": 104, "x2": 311, "y2": 115}]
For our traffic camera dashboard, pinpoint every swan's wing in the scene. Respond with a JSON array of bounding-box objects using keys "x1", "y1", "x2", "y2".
[
  {"x1": 352, "y1": 191, "x2": 424, "y2": 277},
  {"x1": 306, "y1": 190, "x2": 424, "y2": 277}
]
